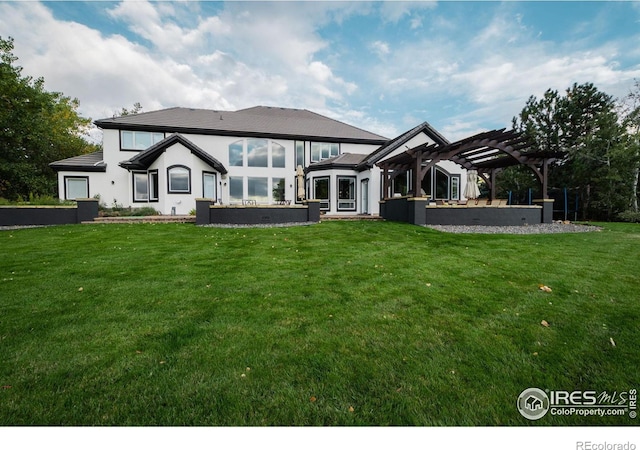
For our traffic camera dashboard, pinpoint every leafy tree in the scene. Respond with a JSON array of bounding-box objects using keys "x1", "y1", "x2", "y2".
[
  {"x1": 512, "y1": 82, "x2": 630, "y2": 220},
  {"x1": 0, "y1": 36, "x2": 97, "y2": 201}
]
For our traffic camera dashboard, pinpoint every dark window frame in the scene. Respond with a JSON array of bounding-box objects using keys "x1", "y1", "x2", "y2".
[
  {"x1": 313, "y1": 176, "x2": 330, "y2": 211},
  {"x1": 167, "y1": 165, "x2": 191, "y2": 194},
  {"x1": 149, "y1": 170, "x2": 159, "y2": 202},
  {"x1": 202, "y1": 171, "x2": 218, "y2": 201},
  {"x1": 120, "y1": 130, "x2": 165, "y2": 152},
  {"x1": 337, "y1": 176, "x2": 357, "y2": 211},
  {"x1": 132, "y1": 171, "x2": 149, "y2": 203},
  {"x1": 64, "y1": 176, "x2": 89, "y2": 200}
]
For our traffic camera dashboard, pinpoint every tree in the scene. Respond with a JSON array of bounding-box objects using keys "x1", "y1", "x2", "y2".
[
  {"x1": 116, "y1": 102, "x2": 143, "y2": 117},
  {"x1": 0, "y1": 36, "x2": 98, "y2": 201},
  {"x1": 620, "y1": 79, "x2": 640, "y2": 214},
  {"x1": 512, "y1": 82, "x2": 630, "y2": 220}
]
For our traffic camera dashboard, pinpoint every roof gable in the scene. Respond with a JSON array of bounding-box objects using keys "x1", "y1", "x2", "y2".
[
  {"x1": 95, "y1": 106, "x2": 388, "y2": 144},
  {"x1": 356, "y1": 121, "x2": 449, "y2": 171},
  {"x1": 119, "y1": 133, "x2": 227, "y2": 174}
]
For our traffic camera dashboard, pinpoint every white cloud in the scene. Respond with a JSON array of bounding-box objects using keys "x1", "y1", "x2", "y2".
[{"x1": 371, "y1": 40, "x2": 390, "y2": 58}]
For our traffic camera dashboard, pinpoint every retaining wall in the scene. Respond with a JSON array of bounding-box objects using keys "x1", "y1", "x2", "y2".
[{"x1": 0, "y1": 199, "x2": 99, "y2": 226}]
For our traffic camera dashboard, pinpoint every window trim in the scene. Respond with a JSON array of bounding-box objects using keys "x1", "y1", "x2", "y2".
[
  {"x1": 313, "y1": 176, "x2": 330, "y2": 211},
  {"x1": 202, "y1": 171, "x2": 218, "y2": 201},
  {"x1": 149, "y1": 170, "x2": 159, "y2": 202},
  {"x1": 64, "y1": 176, "x2": 89, "y2": 200},
  {"x1": 295, "y1": 141, "x2": 305, "y2": 169},
  {"x1": 450, "y1": 174, "x2": 461, "y2": 201},
  {"x1": 337, "y1": 176, "x2": 357, "y2": 211},
  {"x1": 132, "y1": 171, "x2": 149, "y2": 203},
  {"x1": 167, "y1": 165, "x2": 191, "y2": 194},
  {"x1": 434, "y1": 167, "x2": 450, "y2": 200}
]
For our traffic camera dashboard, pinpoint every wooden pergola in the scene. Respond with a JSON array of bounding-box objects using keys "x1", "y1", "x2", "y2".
[{"x1": 378, "y1": 128, "x2": 562, "y2": 201}]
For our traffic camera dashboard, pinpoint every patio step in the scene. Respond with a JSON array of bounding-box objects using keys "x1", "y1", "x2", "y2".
[{"x1": 85, "y1": 215, "x2": 196, "y2": 224}]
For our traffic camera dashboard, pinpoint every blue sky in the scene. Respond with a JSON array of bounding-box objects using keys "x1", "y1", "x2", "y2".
[{"x1": 1, "y1": 1, "x2": 639, "y2": 141}]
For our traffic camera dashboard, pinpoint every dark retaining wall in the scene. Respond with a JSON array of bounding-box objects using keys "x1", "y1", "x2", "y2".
[
  {"x1": 424, "y1": 205, "x2": 542, "y2": 226},
  {"x1": 379, "y1": 197, "x2": 429, "y2": 225},
  {"x1": 0, "y1": 199, "x2": 99, "y2": 226},
  {"x1": 196, "y1": 199, "x2": 320, "y2": 225},
  {"x1": 381, "y1": 196, "x2": 550, "y2": 226}
]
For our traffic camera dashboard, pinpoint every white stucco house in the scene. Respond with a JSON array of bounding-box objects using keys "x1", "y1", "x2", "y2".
[{"x1": 50, "y1": 106, "x2": 467, "y2": 216}]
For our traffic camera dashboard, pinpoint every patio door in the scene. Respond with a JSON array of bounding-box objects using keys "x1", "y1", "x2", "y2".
[{"x1": 361, "y1": 179, "x2": 369, "y2": 214}]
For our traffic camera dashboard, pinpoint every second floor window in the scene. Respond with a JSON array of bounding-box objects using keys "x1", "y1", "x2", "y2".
[
  {"x1": 121, "y1": 131, "x2": 165, "y2": 150},
  {"x1": 310, "y1": 142, "x2": 339, "y2": 163}
]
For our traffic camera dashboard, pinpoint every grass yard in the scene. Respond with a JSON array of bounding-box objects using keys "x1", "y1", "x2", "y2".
[{"x1": 0, "y1": 221, "x2": 638, "y2": 426}]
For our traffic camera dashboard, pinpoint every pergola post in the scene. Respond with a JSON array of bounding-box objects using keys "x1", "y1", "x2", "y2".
[
  {"x1": 490, "y1": 169, "x2": 497, "y2": 202},
  {"x1": 542, "y1": 159, "x2": 549, "y2": 199},
  {"x1": 382, "y1": 164, "x2": 390, "y2": 200},
  {"x1": 414, "y1": 150, "x2": 422, "y2": 197}
]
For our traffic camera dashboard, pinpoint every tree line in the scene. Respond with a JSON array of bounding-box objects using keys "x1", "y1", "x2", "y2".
[
  {"x1": 1, "y1": 35, "x2": 639, "y2": 220},
  {"x1": 506, "y1": 82, "x2": 640, "y2": 222}
]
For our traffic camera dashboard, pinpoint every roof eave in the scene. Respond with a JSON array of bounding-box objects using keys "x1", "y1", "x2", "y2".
[{"x1": 95, "y1": 121, "x2": 387, "y2": 146}]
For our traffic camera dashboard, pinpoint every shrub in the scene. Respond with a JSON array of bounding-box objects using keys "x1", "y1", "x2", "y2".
[
  {"x1": 617, "y1": 209, "x2": 640, "y2": 223},
  {"x1": 100, "y1": 207, "x2": 160, "y2": 217}
]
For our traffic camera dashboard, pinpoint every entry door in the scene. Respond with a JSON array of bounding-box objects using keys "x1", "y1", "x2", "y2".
[{"x1": 361, "y1": 179, "x2": 369, "y2": 214}]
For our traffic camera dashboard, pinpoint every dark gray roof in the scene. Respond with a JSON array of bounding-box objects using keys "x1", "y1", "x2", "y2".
[
  {"x1": 355, "y1": 121, "x2": 449, "y2": 171},
  {"x1": 95, "y1": 106, "x2": 388, "y2": 144},
  {"x1": 305, "y1": 153, "x2": 368, "y2": 172},
  {"x1": 49, "y1": 151, "x2": 106, "y2": 172},
  {"x1": 119, "y1": 134, "x2": 227, "y2": 174}
]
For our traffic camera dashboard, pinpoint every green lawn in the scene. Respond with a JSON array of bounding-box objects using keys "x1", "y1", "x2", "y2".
[{"x1": 0, "y1": 221, "x2": 638, "y2": 425}]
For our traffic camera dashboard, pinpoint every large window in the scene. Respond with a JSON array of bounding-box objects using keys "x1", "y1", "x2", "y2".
[
  {"x1": 64, "y1": 176, "x2": 88, "y2": 200},
  {"x1": 229, "y1": 139, "x2": 286, "y2": 168},
  {"x1": 247, "y1": 177, "x2": 269, "y2": 203},
  {"x1": 310, "y1": 142, "x2": 339, "y2": 163},
  {"x1": 435, "y1": 168, "x2": 449, "y2": 199},
  {"x1": 392, "y1": 171, "x2": 410, "y2": 196},
  {"x1": 133, "y1": 171, "x2": 159, "y2": 202},
  {"x1": 121, "y1": 131, "x2": 164, "y2": 150},
  {"x1": 229, "y1": 176, "x2": 243, "y2": 202},
  {"x1": 272, "y1": 142, "x2": 285, "y2": 168},
  {"x1": 295, "y1": 141, "x2": 305, "y2": 168},
  {"x1": 313, "y1": 177, "x2": 330, "y2": 210},
  {"x1": 337, "y1": 176, "x2": 356, "y2": 211},
  {"x1": 247, "y1": 139, "x2": 268, "y2": 167},
  {"x1": 203, "y1": 172, "x2": 217, "y2": 200},
  {"x1": 133, "y1": 172, "x2": 149, "y2": 202},
  {"x1": 229, "y1": 140, "x2": 244, "y2": 167},
  {"x1": 167, "y1": 166, "x2": 190, "y2": 194},
  {"x1": 272, "y1": 178, "x2": 285, "y2": 202}
]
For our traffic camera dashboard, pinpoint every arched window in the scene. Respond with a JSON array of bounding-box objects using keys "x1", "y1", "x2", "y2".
[{"x1": 167, "y1": 165, "x2": 191, "y2": 194}]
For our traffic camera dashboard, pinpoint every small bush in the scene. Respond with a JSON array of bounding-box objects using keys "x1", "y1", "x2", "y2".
[
  {"x1": 617, "y1": 209, "x2": 640, "y2": 223},
  {"x1": 100, "y1": 207, "x2": 160, "y2": 217}
]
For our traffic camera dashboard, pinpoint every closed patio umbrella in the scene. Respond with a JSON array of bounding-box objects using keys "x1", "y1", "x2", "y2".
[
  {"x1": 296, "y1": 165, "x2": 305, "y2": 200},
  {"x1": 464, "y1": 169, "x2": 480, "y2": 200}
]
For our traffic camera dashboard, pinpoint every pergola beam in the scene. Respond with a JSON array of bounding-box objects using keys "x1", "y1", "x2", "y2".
[{"x1": 377, "y1": 128, "x2": 562, "y2": 200}]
